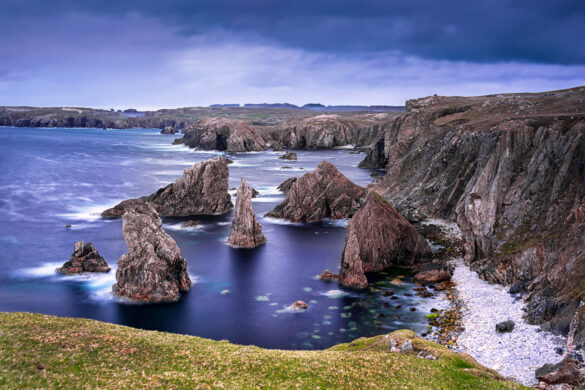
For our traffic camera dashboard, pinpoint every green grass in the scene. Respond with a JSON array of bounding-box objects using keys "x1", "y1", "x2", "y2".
[{"x1": 0, "y1": 312, "x2": 525, "y2": 389}]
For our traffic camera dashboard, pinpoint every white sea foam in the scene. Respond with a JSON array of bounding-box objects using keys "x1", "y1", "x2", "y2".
[
  {"x1": 57, "y1": 201, "x2": 121, "y2": 222},
  {"x1": 321, "y1": 218, "x2": 349, "y2": 228},
  {"x1": 322, "y1": 289, "x2": 348, "y2": 299},
  {"x1": 261, "y1": 216, "x2": 304, "y2": 226},
  {"x1": 252, "y1": 197, "x2": 283, "y2": 203}
]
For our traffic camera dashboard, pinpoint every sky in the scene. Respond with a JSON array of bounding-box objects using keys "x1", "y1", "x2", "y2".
[{"x1": 1, "y1": 0, "x2": 584, "y2": 109}]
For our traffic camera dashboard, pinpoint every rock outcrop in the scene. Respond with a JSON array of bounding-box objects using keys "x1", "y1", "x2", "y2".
[
  {"x1": 102, "y1": 157, "x2": 233, "y2": 218},
  {"x1": 112, "y1": 200, "x2": 191, "y2": 303},
  {"x1": 360, "y1": 86, "x2": 585, "y2": 344},
  {"x1": 174, "y1": 118, "x2": 267, "y2": 152},
  {"x1": 57, "y1": 241, "x2": 110, "y2": 274},
  {"x1": 279, "y1": 152, "x2": 297, "y2": 160},
  {"x1": 227, "y1": 180, "x2": 266, "y2": 248},
  {"x1": 160, "y1": 126, "x2": 178, "y2": 134},
  {"x1": 267, "y1": 161, "x2": 366, "y2": 222},
  {"x1": 276, "y1": 177, "x2": 297, "y2": 194},
  {"x1": 339, "y1": 191, "x2": 432, "y2": 288}
]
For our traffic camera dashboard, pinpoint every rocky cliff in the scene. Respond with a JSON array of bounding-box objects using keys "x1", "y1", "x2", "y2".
[
  {"x1": 227, "y1": 180, "x2": 266, "y2": 248},
  {"x1": 270, "y1": 114, "x2": 393, "y2": 149},
  {"x1": 361, "y1": 86, "x2": 585, "y2": 342},
  {"x1": 102, "y1": 157, "x2": 233, "y2": 218},
  {"x1": 174, "y1": 118, "x2": 267, "y2": 152},
  {"x1": 339, "y1": 191, "x2": 432, "y2": 288},
  {"x1": 57, "y1": 241, "x2": 110, "y2": 274},
  {"x1": 112, "y1": 200, "x2": 191, "y2": 303},
  {"x1": 267, "y1": 161, "x2": 366, "y2": 222}
]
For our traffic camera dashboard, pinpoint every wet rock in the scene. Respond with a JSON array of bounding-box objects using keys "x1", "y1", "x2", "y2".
[
  {"x1": 276, "y1": 177, "x2": 297, "y2": 194},
  {"x1": 382, "y1": 289, "x2": 394, "y2": 297},
  {"x1": 57, "y1": 241, "x2": 110, "y2": 275},
  {"x1": 112, "y1": 200, "x2": 191, "y2": 303},
  {"x1": 339, "y1": 191, "x2": 432, "y2": 288},
  {"x1": 175, "y1": 118, "x2": 267, "y2": 152},
  {"x1": 267, "y1": 161, "x2": 366, "y2": 222},
  {"x1": 181, "y1": 220, "x2": 202, "y2": 228},
  {"x1": 414, "y1": 264, "x2": 452, "y2": 284},
  {"x1": 65, "y1": 224, "x2": 72, "y2": 228},
  {"x1": 279, "y1": 152, "x2": 298, "y2": 160},
  {"x1": 160, "y1": 126, "x2": 177, "y2": 134},
  {"x1": 319, "y1": 269, "x2": 339, "y2": 280},
  {"x1": 495, "y1": 320, "x2": 515, "y2": 333},
  {"x1": 289, "y1": 300, "x2": 309, "y2": 311},
  {"x1": 535, "y1": 357, "x2": 581, "y2": 385},
  {"x1": 102, "y1": 157, "x2": 233, "y2": 218},
  {"x1": 227, "y1": 180, "x2": 266, "y2": 248}
]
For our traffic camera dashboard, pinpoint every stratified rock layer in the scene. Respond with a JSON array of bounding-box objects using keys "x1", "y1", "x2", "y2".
[
  {"x1": 339, "y1": 191, "x2": 432, "y2": 288},
  {"x1": 112, "y1": 200, "x2": 191, "y2": 303},
  {"x1": 102, "y1": 157, "x2": 233, "y2": 218},
  {"x1": 57, "y1": 241, "x2": 110, "y2": 274},
  {"x1": 360, "y1": 86, "x2": 585, "y2": 343},
  {"x1": 175, "y1": 118, "x2": 267, "y2": 152},
  {"x1": 267, "y1": 161, "x2": 366, "y2": 222},
  {"x1": 227, "y1": 180, "x2": 266, "y2": 248}
]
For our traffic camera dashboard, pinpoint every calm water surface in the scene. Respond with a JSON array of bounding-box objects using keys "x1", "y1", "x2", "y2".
[{"x1": 0, "y1": 127, "x2": 447, "y2": 349}]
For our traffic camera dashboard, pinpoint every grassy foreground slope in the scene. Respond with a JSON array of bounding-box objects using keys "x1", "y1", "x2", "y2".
[{"x1": 0, "y1": 313, "x2": 523, "y2": 389}]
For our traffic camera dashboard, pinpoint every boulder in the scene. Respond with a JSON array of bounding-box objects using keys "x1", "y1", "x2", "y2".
[
  {"x1": 414, "y1": 264, "x2": 452, "y2": 284},
  {"x1": 227, "y1": 180, "x2": 266, "y2": 248},
  {"x1": 279, "y1": 152, "x2": 298, "y2": 160},
  {"x1": 495, "y1": 320, "x2": 515, "y2": 333},
  {"x1": 102, "y1": 157, "x2": 233, "y2": 218},
  {"x1": 112, "y1": 200, "x2": 191, "y2": 303},
  {"x1": 319, "y1": 269, "x2": 339, "y2": 280},
  {"x1": 276, "y1": 177, "x2": 297, "y2": 194},
  {"x1": 339, "y1": 191, "x2": 432, "y2": 288},
  {"x1": 267, "y1": 161, "x2": 366, "y2": 222},
  {"x1": 181, "y1": 220, "x2": 202, "y2": 228},
  {"x1": 57, "y1": 241, "x2": 110, "y2": 275},
  {"x1": 288, "y1": 300, "x2": 309, "y2": 311},
  {"x1": 535, "y1": 357, "x2": 581, "y2": 385},
  {"x1": 175, "y1": 118, "x2": 267, "y2": 152}
]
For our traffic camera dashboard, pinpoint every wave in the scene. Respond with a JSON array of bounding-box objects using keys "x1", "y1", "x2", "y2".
[
  {"x1": 261, "y1": 216, "x2": 305, "y2": 226},
  {"x1": 57, "y1": 201, "x2": 121, "y2": 222}
]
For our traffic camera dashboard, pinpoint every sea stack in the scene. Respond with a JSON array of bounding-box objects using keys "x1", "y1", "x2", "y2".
[
  {"x1": 112, "y1": 200, "x2": 191, "y2": 303},
  {"x1": 339, "y1": 191, "x2": 432, "y2": 288},
  {"x1": 267, "y1": 161, "x2": 366, "y2": 222},
  {"x1": 102, "y1": 156, "x2": 233, "y2": 218},
  {"x1": 174, "y1": 118, "x2": 267, "y2": 152},
  {"x1": 57, "y1": 241, "x2": 110, "y2": 275},
  {"x1": 227, "y1": 180, "x2": 266, "y2": 248}
]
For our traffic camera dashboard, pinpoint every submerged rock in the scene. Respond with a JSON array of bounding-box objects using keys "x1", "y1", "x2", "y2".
[
  {"x1": 267, "y1": 161, "x2": 366, "y2": 222},
  {"x1": 175, "y1": 118, "x2": 267, "y2": 152},
  {"x1": 279, "y1": 152, "x2": 298, "y2": 160},
  {"x1": 227, "y1": 180, "x2": 266, "y2": 248},
  {"x1": 112, "y1": 200, "x2": 191, "y2": 303},
  {"x1": 276, "y1": 177, "x2": 297, "y2": 194},
  {"x1": 57, "y1": 241, "x2": 110, "y2": 275},
  {"x1": 102, "y1": 157, "x2": 233, "y2": 218},
  {"x1": 339, "y1": 191, "x2": 432, "y2": 288}
]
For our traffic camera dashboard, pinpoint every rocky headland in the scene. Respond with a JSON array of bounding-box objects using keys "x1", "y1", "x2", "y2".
[
  {"x1": 102, "y1": 157, "x2": 233, "y2": 218},
  {"x1": 359, "y1": 86, "x2": 585, "y2": 349},
  {"x1": 174, "y1": 117, "x2": 267, "y2": 152},
  {"x1": 227, "y1": 180, "x2": 266, "y2": 248},
  {"x1": 57, "y1": 241, "x2": 110, "y2": 274},
  {"x1": 266, "y1": 161, "x2": 366, "y2": 222},
  {"x1": 112, "y1": 200, "x2": 191, "y2": 303},
  {"x1": 339, "y1": 191, "x2": 432, "y2": 288}
]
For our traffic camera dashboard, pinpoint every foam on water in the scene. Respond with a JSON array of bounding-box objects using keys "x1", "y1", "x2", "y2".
[
  {"x1": 322, "y1": 289, "x2": 348, "y2": 299},
  {"x1": 58, "y1": 201, "x2": 121, "y2": 222},
  {"x1": 261, "y1": 216, "x2": 305, "y2": 226},
  {"x1": 252, "y1": 197, "x2": 284, "y2": 203}
]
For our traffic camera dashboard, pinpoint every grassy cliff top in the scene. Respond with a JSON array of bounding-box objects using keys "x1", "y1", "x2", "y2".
[{"x1": 0, "y1": 312, "x2": 524, "y2": 389}]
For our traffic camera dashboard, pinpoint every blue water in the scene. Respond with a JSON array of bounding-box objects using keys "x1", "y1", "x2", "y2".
[{"x1": 0, "y1": 127, "x2": 446, "y2": 349}]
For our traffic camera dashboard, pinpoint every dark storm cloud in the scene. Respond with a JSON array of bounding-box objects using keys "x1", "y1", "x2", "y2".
[{"x1": 1, "y1": 0, "x2": 585, "y2": 64}]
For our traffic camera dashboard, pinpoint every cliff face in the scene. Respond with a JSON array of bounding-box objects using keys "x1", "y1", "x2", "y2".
[
  {"x1": 112, "y1": 200, "x2": 191, "y2": 303},
  {"x1": 102, "y1": 157, "x2": 233, "y2": 218},
  {"x1": 227, "y1": 180, "x2": 266, "y2": 248},
  {"x1": 266, "y1": 161, "x2": 366, "y2": 222},
  {"x1": 270, "y1": 114, "x2": 392, "y2": 149},
  {"x1": 361, "y1": 86, "x2": 585, "y2": 341},
  {"x1": 339, "y1": 191, "x2": 432, "y2": 288},
  {"x1": 175, "y1": 118, "x2": 267, "y2": 152}
]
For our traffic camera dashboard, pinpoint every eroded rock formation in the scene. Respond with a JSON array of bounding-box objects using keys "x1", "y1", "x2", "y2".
[
  {"x1": 266, "y1": 161, "x2": 366, "y2": 222},
  {"x1": 360, "y1": 86, "x2": 585, "y2": 343},
  {"x1": 102, "y1": 157, "x2": 233, "y2": 218},
  {"x1": 339, "y1": 191, "x2": 432, "y2": 288},
  {"x1": 112, "y1": 200, "x2": 191, "y2": 303},
  {"x1": 276, "y1": 177, "x2": 297, "y2": 194},
  {"x1": 174, "y1": 118, "x2": 267, "y2": 152},
  {"x1": 227, "y1": 180, "x2": 266, "y2": 248},
  {"x1": 57, "y1": 241, "x2": 110, "y2": 274}
]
